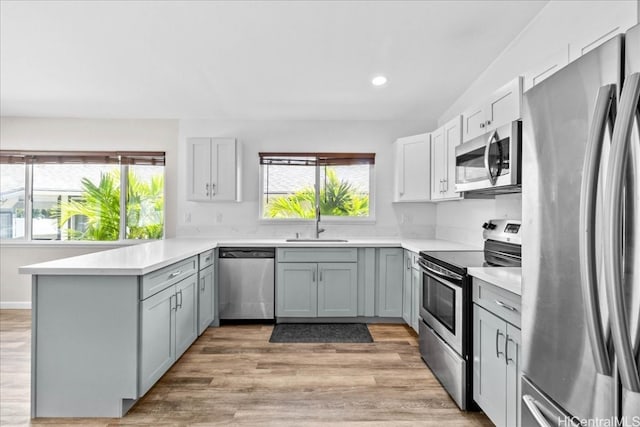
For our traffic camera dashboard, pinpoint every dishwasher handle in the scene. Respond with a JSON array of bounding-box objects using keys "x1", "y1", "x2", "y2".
[{"x1": 219, "y1": 248, "x2": 275, "y2": 258}]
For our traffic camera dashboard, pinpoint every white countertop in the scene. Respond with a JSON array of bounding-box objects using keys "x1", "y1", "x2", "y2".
[
  {"x1": 19, "y1": 237, "x2": 479, "y2": 276},
  {"x1": 467, "y1": 267, "x2": 522, "y2": 296}
]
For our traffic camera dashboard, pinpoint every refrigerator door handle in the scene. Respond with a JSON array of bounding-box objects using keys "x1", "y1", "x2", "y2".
[
  {"x1": 578, "y1": 83, "x2": 616, "y2": 376},
  {"x1": 605, "y1": 71, "x2": 640, "y2": 393}
]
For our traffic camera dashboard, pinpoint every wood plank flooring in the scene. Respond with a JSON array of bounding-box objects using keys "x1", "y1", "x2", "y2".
[{"x1": 0, "y1": 310, "x2": 492, "y2": 426}]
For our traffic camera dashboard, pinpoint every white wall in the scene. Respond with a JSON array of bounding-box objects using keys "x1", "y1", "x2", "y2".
[
  {"x1": 438, "y1": 0, "x2": 639, "y2": 125},
  {"x1": 176, "y1": 119, "x2": 437, "y2": 240},
  {"x1": 0, "y1": 117, "x2": 179, "y2": 307}
]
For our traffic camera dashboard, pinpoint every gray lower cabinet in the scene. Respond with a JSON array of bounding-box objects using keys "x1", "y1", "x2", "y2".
[
  {"x1": 277, "y1": 262, "x2": 318, "y2": 317},
  {"x1": 317, "y1": 262, "x2": 358, "y2": 317},
  {"x1": 402, "y1": 251, "x2": 412, "y2": 324},
  {"x1": 140, "y1": 274, "x2": 198, "y2": 396},
  {"x1": 276, "y1": 248, "x2": 358, "y2": 318},
  {"x1": 402, "y1": 250, "x2": 421, "y2": 333},
  {"x1": 377, "y1": 248, "x2": 403, "y2": 317},
  {"x1": 198, "y1": 264, "x2": 215, "y2": 335},
  {"x1": 473, "y1": 278, "x2": 522, "y2": 427},
  {"x1": 411, "y1": 266, "x2": 421, "y2": 332}
]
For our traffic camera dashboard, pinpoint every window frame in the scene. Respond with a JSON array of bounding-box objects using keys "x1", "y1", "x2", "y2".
[
  {"x1": 0, "y1": 150, "x2": 166, "y2": 243},
  {"x1": 258, "y1": 153, "x2": 376, "y2": 223}
]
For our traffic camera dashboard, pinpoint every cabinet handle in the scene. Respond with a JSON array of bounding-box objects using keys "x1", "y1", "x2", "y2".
[
  {"x1": 211, "y1": 183, "x2": 216, "y2": 196},
  {"x1": 495, "y1": 300, "x2": 518, "y2": 312},
  {"x1": 506, "y1": 336, "x2": 515, "y2": 365},
  {"x1": 312, "y1": 271, "x2": 316, "y2": 282},
  {"x1": 204, "y1": 256, "x2": 211, "y2": 263},
  {"x1": 169, "y1": 270, "x2": 183, "y2": 279},
  {"x1": 407, "y1": 258, "x2": 411, "y2": 270},
  {"x1": 496, "y1": 330, "x2": 505, "y2": 358},
  {"x1": 486, "y1": 120, "x2": 492, "y2": 126},
  {"x1": 200, "y1": 277, "x2": 205, "y2": 292},
  {"x1": 177, "y1": 290, "x2": 183, "y2": 309},
  {"x1": 319, "y1": 271, "x2": 323, "y2": 281},
  {"x1": 442, "y1": 179, "x2": 447, "y2": 193},
  {"x1": 170, "y1": 294, "x2": 177, "y2": 312},
  {"x1": 480, "y1": 122, "x2": 485, "y2": 129},
  {"x1": 205, "y1": 183, "x2": 209, "y2": 197}
]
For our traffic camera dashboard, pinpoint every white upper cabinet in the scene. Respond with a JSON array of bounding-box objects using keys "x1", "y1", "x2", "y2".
[
  {"x1": 523, "y1": 46, "x2": 569, "y2": 92},
  {"x1": 462, "y1": 77, "x2": 523, "y2": 143},
  {"x1": 431, "y1": 115, "x2": 463, "y2": 201},
  {"x1": 187, "y1": 137, "x2": 241, "y2": 202},
  {"x1": 393, "y1": 133, "x2": 431, "y2": 202}
]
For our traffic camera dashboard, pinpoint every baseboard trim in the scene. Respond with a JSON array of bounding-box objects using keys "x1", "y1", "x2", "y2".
[{"x1": 0, "y1": 301, "x2": 32, "y2": 309}]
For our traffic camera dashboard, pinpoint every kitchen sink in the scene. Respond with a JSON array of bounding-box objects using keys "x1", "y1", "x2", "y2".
[{"x1": 285, "y1": 239, "x2": 349, "y2": 243}]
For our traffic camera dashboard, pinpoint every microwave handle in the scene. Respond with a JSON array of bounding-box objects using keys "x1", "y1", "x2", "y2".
[{"x1": 483, "y1": 130, "x2": 501, "y2": 185}]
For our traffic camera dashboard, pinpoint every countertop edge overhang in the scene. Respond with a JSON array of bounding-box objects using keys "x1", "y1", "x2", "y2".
[{"x1": 18, "y1": 237, "x2": 481, "y2": 276}]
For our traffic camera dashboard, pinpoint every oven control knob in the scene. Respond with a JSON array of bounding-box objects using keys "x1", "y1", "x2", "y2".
[
  {"x1": 482, "y1": 222, "x2": 490, "y2": 230},
  {"x1": 482, "y1": 222, "x2": 497, "y2": 230}
]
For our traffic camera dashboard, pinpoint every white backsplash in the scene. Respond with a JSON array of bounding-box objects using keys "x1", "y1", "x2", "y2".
[{"x1": 435, "y1": 193, "x2": 522, "y2": 248}]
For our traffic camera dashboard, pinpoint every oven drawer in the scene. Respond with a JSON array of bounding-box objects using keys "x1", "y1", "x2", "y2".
[
  {"x1": 472, "y1": 278, "x2": 521, "y2": 328},
  {"x1": 419, "y1": 320, "x2": 468, "y2": 410}
]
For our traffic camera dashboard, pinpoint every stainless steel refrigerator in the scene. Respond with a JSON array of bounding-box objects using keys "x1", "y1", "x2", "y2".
[{"x1": 521, "y1": 24, "x2": 640, "y2": 426}]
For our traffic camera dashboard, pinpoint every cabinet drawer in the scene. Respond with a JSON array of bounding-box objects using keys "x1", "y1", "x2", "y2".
[
  {"x1": 277, "y1": 248, "x2": 357, "y2": 263},
  {"x1": 141, "y1": 256, "x2": 198, "y2": 300},
  {"x1": 473, "y1": 278, "x2": 521, "y2": 328},
  {"x1": 199, "y1": 250, "x2": 215, "y2": 270}
]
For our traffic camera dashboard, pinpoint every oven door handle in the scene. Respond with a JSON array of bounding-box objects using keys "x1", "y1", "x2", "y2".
[{"x1": 418, "y1": 258, "x2": 463, "y2": 282}]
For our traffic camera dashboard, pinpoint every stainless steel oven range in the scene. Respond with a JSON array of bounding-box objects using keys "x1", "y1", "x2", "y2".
[{"x1": 418, "y1": 219, "x2": 522, "y2": 410}]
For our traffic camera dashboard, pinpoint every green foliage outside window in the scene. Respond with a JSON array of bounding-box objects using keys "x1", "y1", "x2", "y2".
[
  {"x1": 265, "y1": 168, "x2": 369, "y2": 219},
  {"x1": 54, "y1": 170, "x2": 164, "y2": 240}
]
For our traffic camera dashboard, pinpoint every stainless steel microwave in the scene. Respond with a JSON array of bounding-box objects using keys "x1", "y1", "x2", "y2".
[{"x1": 454, "y1": 120, "x2": 522, "y2": 194}]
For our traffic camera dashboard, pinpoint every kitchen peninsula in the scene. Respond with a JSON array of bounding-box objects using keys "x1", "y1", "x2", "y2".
[{"x1": 20, "y1": 237, "x2": 478, "y2": 418}]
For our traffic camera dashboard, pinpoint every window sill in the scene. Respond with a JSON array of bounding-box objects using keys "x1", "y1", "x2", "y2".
[{"x1": 257, "y1": 218, "x2": 376, "y2": 225}]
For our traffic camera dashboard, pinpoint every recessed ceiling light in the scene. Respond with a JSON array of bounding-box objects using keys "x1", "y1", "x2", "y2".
[{"x1": 371, "y1": 75, "x2": 388, "y2": 87}]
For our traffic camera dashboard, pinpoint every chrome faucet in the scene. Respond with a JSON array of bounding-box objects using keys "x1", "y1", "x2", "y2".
[{"x1": 315, "y1": 206, "x2": 325, "y2": 238}]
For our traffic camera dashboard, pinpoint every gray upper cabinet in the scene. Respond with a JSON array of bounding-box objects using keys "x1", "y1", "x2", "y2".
[
  {"x1": 187, "y1": 137, "x2": 240, "y2": 202},
  {"x1": 317, "y1": 262, "x2": 358, "y2": 317},
  {"x1": 377, "y1": 248, "x2": 403, "y2": 317},
  {"x1": 277, "y1": 262, "x2": 318, "y2": 317},
  {"x1": 473, "y1": 278, "x2": 522, "y2": 427}
]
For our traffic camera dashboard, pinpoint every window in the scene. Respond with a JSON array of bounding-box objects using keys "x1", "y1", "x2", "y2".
[
  {"x1": 260, "y1": 152, "x2": 375, "y2": 220},
  {"x1": 0, "y1": 151, "x2": 165, "y2": 242}
]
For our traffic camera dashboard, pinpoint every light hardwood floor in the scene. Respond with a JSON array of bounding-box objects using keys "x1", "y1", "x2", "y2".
[{"x1": 0, "y1": 310, "x2": 492, "y2": 426}]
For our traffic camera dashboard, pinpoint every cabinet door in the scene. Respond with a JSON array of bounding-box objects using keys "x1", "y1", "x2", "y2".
[
  {"x1": 402, "y1": 251, "x2": 412, "y2": 324},
  {"x1": 485, "y1": 77, "x2": 522, "y2": 132},
  {"x1": 317, "y1": 262, "x2": 358, "y2": 317},
  {"x1": 376, "y1": 248, "x2": 403, "y2": 317},
  {"x1": 175, "y1": 275, "x2": 198, "y2": 359},
  {"x1": 473, "y1": 305, "x2": 507, "y2": 427},
  {"x1": 276, "y1": 263, "x2": 317, "y2": 317},
  {"x1": 211, "y1": 138, "x2": 238, "y2": 201},
  {"x1": 462, "y1": 105, "x2": 486, "y2": 142},
  {"x1": 394, "y1": 134, "x2": 431, "y2": 202},
  {"x1": 506, "y1": 324, "x2": 522, "y2": 427},
  {"x1": 523, "y1": 47, "x2": 568, "y2": 91},
  {"x1": 443, "y1": 115, "x2": 463, "y2": 200},
  {"x1": 430, "y1": 127, "x2": 446, "y2": 200},
  {"x1": 198, "y1": 265, "x2": 215, "y2": 335},
  {"x1": 187, "y1": 137, "x2": 212, "y2": 201},
  {"x1": 411, "y1": 266, "x2": 421, "y2": 333},
  {"x1": 139, "y1": 285, "x2": 175, "y2": 395}
]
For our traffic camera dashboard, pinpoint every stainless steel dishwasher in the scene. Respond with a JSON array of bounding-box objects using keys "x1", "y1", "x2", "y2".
[{"x1": 218, "y1": 247, "x2": 275, "y2": 320}]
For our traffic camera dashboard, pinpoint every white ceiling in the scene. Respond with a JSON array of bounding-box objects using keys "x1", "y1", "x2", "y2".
[{"x1": 0, "y1": 0, "x2": 548, "y2": 121}]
